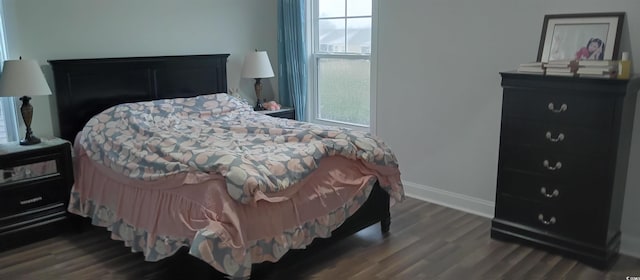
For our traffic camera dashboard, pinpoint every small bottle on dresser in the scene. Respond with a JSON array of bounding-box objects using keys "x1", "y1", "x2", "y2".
[{"x1": 618, "y1": 52, "x2": 631, "y2": 79}]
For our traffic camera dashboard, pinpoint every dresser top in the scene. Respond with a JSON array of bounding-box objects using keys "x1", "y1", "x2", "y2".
[
  {"x1": 500, "y1": 71, "x2": 640, "y2": 93},
  {"x1": 501, "y1": 71, "x2": 639, "y2": 82}
]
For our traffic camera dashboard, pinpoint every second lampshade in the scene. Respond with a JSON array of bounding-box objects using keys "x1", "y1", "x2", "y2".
[{"x1": 241, "y1": 50, "x2": 274, "y2": 111}]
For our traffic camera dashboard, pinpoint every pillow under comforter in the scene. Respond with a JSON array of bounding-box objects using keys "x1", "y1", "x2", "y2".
[{"x1": 80, "y1": 93, "x2": 402, "y2": 204}]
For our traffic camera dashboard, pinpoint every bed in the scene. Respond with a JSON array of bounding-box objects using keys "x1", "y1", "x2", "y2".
[{"x1": 49, "y1": 54, "x2": 404, "y2": 278}]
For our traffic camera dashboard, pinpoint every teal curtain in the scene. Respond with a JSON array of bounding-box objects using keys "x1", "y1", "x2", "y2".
[{"x1": 277, "y1": 0, "x2": 307, "y2": 121}]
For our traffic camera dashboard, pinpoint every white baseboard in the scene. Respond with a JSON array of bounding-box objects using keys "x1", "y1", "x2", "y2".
[
  {"x1": 403, "y1": 180, "x2": 640, "y2": 259},
  {"x1": 621, "y1": 233, "x2": 640, "y2": 259},
  {"x1": 402, "y1": 180, "x2": 494, "y2": 219}
]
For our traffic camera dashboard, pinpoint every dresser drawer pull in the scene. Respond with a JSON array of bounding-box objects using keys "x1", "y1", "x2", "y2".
[
  {"x1": 540, "y1": 187, "x2": 560, "y2": 198},
  {"x1": 538, "y1": 214, "x2": 557, "y2": 225},
  {"x1": 543, "y1": 160, "x2": 562, "y2": 170},
  {"x1": 547, "y1": 102, "x2": 567, "y2": 113},
  {"x1": 19, "y1": 196, "x2": 43, "y2": 205},
  {"x1": 545, "y1": 131, "x2": 565, "y2": 142}
]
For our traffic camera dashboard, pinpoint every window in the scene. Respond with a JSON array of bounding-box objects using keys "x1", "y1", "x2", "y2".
[
  {"x1": 309, "y1": 0, "x2": 374, "y2": 129},
  {"x1": 0, "y1": 7, "x2": 17, "y2": 144},
  {"x1": 0, "y1": 100, "x2": 18, "y2": 143},
  {"x1": 0, "y1": 105, "x2": 7, "y2": 142}
]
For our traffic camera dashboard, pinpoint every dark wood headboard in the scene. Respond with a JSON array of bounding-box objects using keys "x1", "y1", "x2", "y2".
[{"x1": 49, "y1": 54, "x2": 230, "y2": 143}]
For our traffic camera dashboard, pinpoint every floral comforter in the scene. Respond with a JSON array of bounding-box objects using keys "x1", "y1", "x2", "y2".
[{"x1": 80, "y1": 94, "x2": 402, "y2": 204}]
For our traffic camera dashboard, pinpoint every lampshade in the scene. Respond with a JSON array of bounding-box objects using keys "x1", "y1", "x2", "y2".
[
  {"x1": 0, "y1": 59, "x2": 52, "y2": 97},
  {"x1": 241, "y1": 51, "x2": 275, "y2": 79}
]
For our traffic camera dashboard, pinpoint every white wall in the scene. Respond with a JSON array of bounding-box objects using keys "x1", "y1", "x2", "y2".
[
  {"x1": 2, "y1": 0, "x2": 278, "y2": 138},
  {"x1": 377, "y1": 0, "x2": 640, "y2": 257}
]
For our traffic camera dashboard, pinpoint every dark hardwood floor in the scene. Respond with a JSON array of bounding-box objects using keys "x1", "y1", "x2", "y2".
[{"x1": 1, "y1": 197, "x2": 639, "y2": 279}]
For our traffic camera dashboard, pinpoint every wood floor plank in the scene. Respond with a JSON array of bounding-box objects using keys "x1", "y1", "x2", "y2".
[
  {"x1": 0, "y1": 197, "x2": 638, "y2": 280},
  {"x1": 543, "y1": 257, "x2": 579, "y2": 279},
  {"x1": 470, "y1": 241, "x2": 521, "y2": 276},
  {"x1": 522, "y1": 252, "x2": 564, "y2": 278},
  {"x1": 500, "y1": 249, "x2": 548, "y2": 279}
]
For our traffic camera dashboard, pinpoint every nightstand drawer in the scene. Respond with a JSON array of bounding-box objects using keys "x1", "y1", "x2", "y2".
[
  {"x1": 495, "y1": 195, "x2": 605, "y2": 243},
  {"x1": 0, "y1": 177, "x2": 66, "y2": 218},
  {"x1": 502, "y1": 88, "x2": 615, "y2": 128},
  {"x1": 1, "y1": 160, "x2": 58, "y2": 184},
  {"x1": 500, "y1": 119, "x2": 611, "y2": 156}
]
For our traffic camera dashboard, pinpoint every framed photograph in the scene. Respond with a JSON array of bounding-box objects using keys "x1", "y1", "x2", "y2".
[{"x1": 537, "y1": 12, "x2": 625, "y2": 62}]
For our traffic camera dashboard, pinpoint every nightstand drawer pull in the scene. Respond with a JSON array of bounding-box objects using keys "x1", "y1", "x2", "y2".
[
  {"x1": 540, "y1": 187, "x2": 559, "y2": 198},
  {"x1": 547, "y1": 102, "x2": 568, "y2": 113},
  {"x1": 538, "y1": 214, "x2": 557, "y2": 225},
  {"x1": 19, "y1": 196, "x2": 43, "y2": 205},
  {"x1": 543, "y1": 160, "x2": 562, "y2": 170},
  {"x1": 545, "y1": 131, "x2": 565, "y2": 142}
]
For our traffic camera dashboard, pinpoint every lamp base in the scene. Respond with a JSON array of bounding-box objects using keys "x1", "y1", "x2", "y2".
[
  {"x1": 20, "y1": 135, "x2": 41, "y2": 146},
  {"x1": 254, "y1": 101, "x2": 265, "y2": 111},
  {"x1": 253, "y1": 78, "x2": 266, "y2": 111},
  {"x1": 18, "y1": 96, "x2": 41, "y2": 145}
]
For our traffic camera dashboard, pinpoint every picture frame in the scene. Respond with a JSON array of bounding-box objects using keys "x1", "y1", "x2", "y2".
[{"x1": 537, "y1": 12, "x2": 625, "y2": 62}]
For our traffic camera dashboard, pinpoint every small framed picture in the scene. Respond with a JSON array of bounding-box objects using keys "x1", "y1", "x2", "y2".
[{"x1": 537, "y1": 12, "x2": 625, "y2": 62}]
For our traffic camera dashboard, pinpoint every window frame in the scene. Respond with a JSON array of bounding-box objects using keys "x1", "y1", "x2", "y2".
[
  {"x1": 307, "y1": 0, "x2": 378, "y2": 133},
  {"x1": 0, "y1": 4, "x2": 19, "y2": 143}
]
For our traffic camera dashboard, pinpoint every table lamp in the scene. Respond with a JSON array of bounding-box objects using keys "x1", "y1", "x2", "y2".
[
  {"x1": 241, "y1": 50, "x2": 274, "y2": 111},
  {"x1": 0, "y1": 58, "x2": 53, "y2": 145}
]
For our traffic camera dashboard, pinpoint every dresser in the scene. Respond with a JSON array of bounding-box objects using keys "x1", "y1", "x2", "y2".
[
  {"x1": 0, "y1": 138, "x2": 74, "y2": 251},
  {"x1": 491, "y1": 72, "x2": 640, "y2": 268}
]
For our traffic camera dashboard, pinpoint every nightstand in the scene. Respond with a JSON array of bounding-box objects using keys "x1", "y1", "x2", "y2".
[
  {"x1": 257, "y1": 107, "x2": 296, "y2": 120},
  {"x1": 0, "y1": 138, "x2": 73, "y2": 251}
]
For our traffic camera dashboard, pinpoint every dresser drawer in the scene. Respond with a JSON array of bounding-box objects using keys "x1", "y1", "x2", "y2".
[
  {"x1": 0, "y1": 178, "x2": 66, "y2": 219},
  {"x1": 499, "y1": 147, "x2": 609, "y2": 184},
  {"x1": 495, "y1": 195, "x2": 605, "y2": 243},
  {"x1": 500, "y1": 119, "x2": 611, "y2": 156},
  {"x1": 497, "y1": 170, "x2": 604, "y2": 204},
  {"x1": 502, "y1": 88, "x2": 615, "y2": 128}
]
